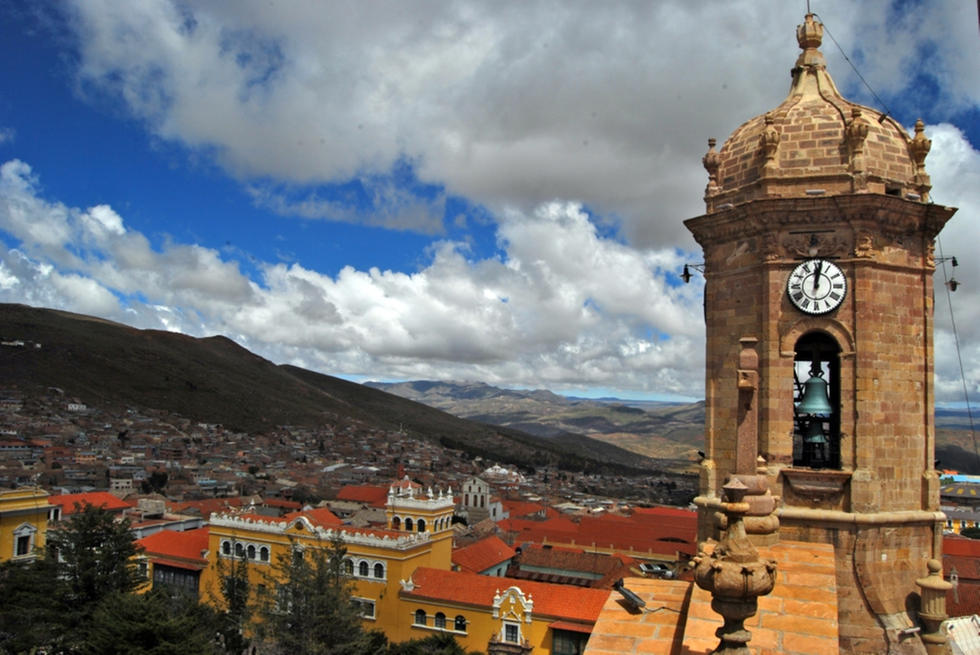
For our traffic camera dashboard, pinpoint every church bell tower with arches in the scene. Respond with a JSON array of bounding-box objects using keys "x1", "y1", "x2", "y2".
[{"x1": 685, "y1": 14, "x2": 957, "y2": 652}]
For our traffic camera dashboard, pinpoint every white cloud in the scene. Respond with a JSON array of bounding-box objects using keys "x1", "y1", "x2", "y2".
[
  {"x1": 2, "y1": 1, "x2": 976, "y2": 402},
  {"x1": 63, "y1": 1, "x2": 976, "y2": 248},
  {"x1": 0, "y1": 159, "x2": 704, "y2": 396}
]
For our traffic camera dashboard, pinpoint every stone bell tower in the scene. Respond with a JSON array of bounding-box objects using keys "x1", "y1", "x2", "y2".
[{"x1": 685, "y1": 14, "x2": 957, "y2": 653}]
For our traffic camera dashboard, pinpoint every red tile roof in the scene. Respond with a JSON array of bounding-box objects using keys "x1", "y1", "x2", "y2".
[
  {"x1": 284, "y1": 507, "x2": 343, "y2": 528},
  {"x1": 945, "y1": 535, "x2": 980, "y2": 558},
  {"x1": 452, "y1": 535, "x2": 516, "y2": 573},
  {"x1": 137, "y1": 527, "x2": 210, "y2": 570},
  {"x1": 336, "y1": 485, "x2": 389, "y2": 507},
  {"x1": 502, "y1": 499, "x2": 548, "y2": 519},
  {"x1": 167, "y1": 497, "x2": 247, "y2": 516},
  {"x1": 403, "y1": 567, "x2": 610, "y2": 624},
  {"x1": 511, "y1": 543, "x2": 636, "y2": 588},
  {"x1": 499, "y1": 507, "x2": 697, "y2": 558},
  {"x1": 944, "y1": 536, "x2": 980, "y2": 617},
  {"x1": 49, "y1": 491, "x2": 134, "y2": 515}
]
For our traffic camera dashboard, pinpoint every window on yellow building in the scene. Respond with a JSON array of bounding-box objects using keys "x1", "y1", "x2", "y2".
[
  {"x1": 417, "y1": 519, "x2": 426, "y2": 532},
  {"x1": 13, "y1": 524, "x2": 36, "y2": 558},
  {"x1": 552, "y1": 629, "x2": 589, "y2": 655},
  {"x1": 235, "y1": 542, "x2": 245, "y2": 558},
  {"x1": 374, "y1": 562, "x2": 384, "y2": 579},
  {"x1": 454, "y1": 615, "x2": 467, "y2": 632},
  {"x1": 359, "y1": 561, "x2": 369, "y2": 577},
  {"x1": 221, "y1": 540, "x2": 231, "y2": 556},
  {"x1": 344, "y1": 558, "x2": 354, "y2": 575},
  {"x1": 504, "y1": 622, "x2": 520, "y2": 643},
  {"x1": 354, "y1": 598, "x2": 375, "y2": 619},
  {"x1": 406, "y1": 518, "x2": 414, "y2": 531},
  {"x1": 260, "y1": 546, "x2": 269, "y2": 562},
  {"x1": 435, "y1": 612, "x2": 446, "y2": 629},
  {"x1": 414, "y1": 609, "x2": 426, "y2": 625},
  {"x1": 247, "y1": 544, "x2": 256, "y2": 559}
]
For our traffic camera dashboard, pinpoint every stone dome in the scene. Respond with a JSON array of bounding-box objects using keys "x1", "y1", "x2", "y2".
[{"x1": 701, "y1": 14, "x2": 933, "y2": 214}]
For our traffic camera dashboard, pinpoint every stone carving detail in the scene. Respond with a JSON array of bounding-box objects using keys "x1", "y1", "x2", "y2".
[
  {"x1": 760, "y1": 114, "x2": 780, "y2": 177},
  {"x1": 845, "y1": 108, "x2": 870, "y2": 190},
  {"x1": 910, "y1": 119, "x2": 932, "y2": 200},
  {"x1": 854, "y1": 231, "x2": 875, "y2": 258},
  {"x1": 703, "y1": 137, "x2": 721, "y2": 204},
  {"x1": 693, "y1": 479, "x2": 778, "y2": 655},
  {"x1": 783, "y1": 231, "x2": 848, "y2": 259}
]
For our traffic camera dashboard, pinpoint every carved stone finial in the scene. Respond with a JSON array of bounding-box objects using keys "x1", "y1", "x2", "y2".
[
  {"x1": 916, "y1": 558, "x2": 952, "y2": 654},
  {"x1": 910, "y1": 119, "x2": 932, "y2": 200},
  {"x1": 796, "y1": 13, "x2": 823, "y2": 51},
  {"x1": 693, "y1": 479, "x2": 778, "y2": 654},
  {"x1": 703, "y1": 137, "x2": 721, "y2": 202},
  {"x1": 910, "y1": 119, "x2": 931, "y2": 168},
  {"x1": 760, "y1": 114, "x2": 780, "y2": 176},
  {"x1": 846, "y1": 107, "x2": 870, "y2": 187}
]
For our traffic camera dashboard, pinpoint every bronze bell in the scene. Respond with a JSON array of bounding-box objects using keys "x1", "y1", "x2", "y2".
[
  {"x1": 804, "y1": 419, "x2": 828, "y2": 444},
  {"x1": 797, "y1": 371, "x2": 833, "y2": 416}
]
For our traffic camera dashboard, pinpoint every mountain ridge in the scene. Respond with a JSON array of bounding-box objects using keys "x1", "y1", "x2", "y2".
[{"x1": 0, "y1": 303, "x2": 678, "y2": 476}]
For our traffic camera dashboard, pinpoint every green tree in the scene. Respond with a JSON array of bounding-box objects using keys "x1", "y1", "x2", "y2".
[
  {"x1": 83, "y1": 589, "x2": 222, "y2": 655},
  {"x1": 256, "y1": 535, "x2": 385, "y2": 655},
  {"x1": 0, "y1": 556, "x2": 70, "y2": 654},
  {"x1": 211, "y1": 548, "x2": 252, "y2": 655},
  {"x1": 960, "y1": 526, "x2": 980, "y2": 539},
  {"x1": 386, "y1": 633, "x2": 484, "y2": 655},
  {"x1": 47, "y1": 503, "x2": 143, "y2": 609}
]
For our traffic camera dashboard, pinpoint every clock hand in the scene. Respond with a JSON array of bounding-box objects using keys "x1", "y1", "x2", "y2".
[{"x1": 813, "y1": 261, "x2": 822, "y2": 292}]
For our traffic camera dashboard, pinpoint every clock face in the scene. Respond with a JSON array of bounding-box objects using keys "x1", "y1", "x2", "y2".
[{"x1": 787, "y1": 259, "x2": 846, "y2": 314}]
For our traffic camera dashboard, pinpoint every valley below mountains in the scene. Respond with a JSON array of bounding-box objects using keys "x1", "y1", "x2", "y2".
[{"x1": 367, "y1": 380, "x2": 706, "y2": 462}]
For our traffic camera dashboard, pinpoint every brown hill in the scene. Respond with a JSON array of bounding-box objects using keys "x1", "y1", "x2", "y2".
[{"x1": 0, "y1": 303, "x2": 671, "y2": 475}]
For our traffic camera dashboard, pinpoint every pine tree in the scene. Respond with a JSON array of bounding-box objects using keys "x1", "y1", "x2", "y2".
[
  {"x1": 83, "y1": 589, "x2": 222, "y2": 655},
  {"x1": 255, "y1": 534, "x2": 386, "y2": 655},
  {"x1": 47, "y1": 502, "x2": 143, "y2": 608}
]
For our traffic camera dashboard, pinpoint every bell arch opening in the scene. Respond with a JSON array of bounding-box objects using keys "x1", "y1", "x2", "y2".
[{"x1": 793, "y1": 331, "x2": 841, "y2": 469}]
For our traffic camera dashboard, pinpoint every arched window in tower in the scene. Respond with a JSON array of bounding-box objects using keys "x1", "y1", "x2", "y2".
[
  {"x1": 417, "y1": 518, "x2": 426, "y2": 532},
  {"x1": 405, "y1": 517, "x2": 413, "y2": 531},
  {"x1": 392, "y1": 516, "x2": 401, "y2": 530},
  {"x1": 359, "y1": 560, "x2": 369, "y2": 577},
  {"x1": 793, "y1": 331, "x2": 841, "y2": 469}
]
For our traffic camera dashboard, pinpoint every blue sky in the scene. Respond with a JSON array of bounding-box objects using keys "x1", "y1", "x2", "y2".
[{"x1": 1, "y1": 1, "x2": 978, "y2": 403}]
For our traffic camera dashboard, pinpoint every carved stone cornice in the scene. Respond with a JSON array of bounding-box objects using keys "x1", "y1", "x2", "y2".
[{"x1": 685, "y1": 195, "x2": 956, "y2": 266}]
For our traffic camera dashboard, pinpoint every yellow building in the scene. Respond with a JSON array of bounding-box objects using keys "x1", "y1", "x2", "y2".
[
  {"x1": 199, "y1": 479, "x2": 609, "y2": 653},
  {"x1": 0, "y1": 486, "x2": 50, "y2": 563},
  {"x1": 200, "y1": 480, "x2": 456, "y2": 631}
]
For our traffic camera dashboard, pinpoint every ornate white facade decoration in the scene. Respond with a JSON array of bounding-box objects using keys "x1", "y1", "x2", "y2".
[
  {"x1": 210, "y1": 513, "x2": 431, "y2": 550},
  {"x1": 491, "y1": 586, "x2": 534, "y2": 624}
]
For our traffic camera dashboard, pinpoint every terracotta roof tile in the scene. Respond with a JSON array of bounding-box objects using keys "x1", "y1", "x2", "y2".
[
  {"x1": 137, "y1": 527, "x2": 210, "y2": 568},
  {"x1": 584, "y1": 540, "x2": 839, "y2": 655},
  {"x1": 167, "y1": 497, "x2": 247, "y2": 516},
  {"x1": 403, "y1": 567, "x2": 610, "y2": 624},
  {"x1": 284, "y1": 507, "x2": 343, "y2": 527},
  {"x1": 49, "y1": 491, "x2": 134, "y2": 515},
  {"x1": 336, "y1": 485, "x2": 389, "y2": 507},
  {"x1": 452, "y1": 535, "x2": 516, "y2": 573}
]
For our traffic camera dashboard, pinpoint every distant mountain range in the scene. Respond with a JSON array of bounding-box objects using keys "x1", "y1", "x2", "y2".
[
  {"x1": 366, "y1": 380, "x2": 705, "y2": 461},
  {"x1": 0, "y1": 304, "x2": 687, "y2": 476}
]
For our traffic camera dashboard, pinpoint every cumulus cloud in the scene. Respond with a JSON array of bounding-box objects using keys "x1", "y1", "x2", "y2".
[
  {"x1": 0, "y1": 159, "x2": 704, "y2": 396},
  {"x1": 63, "y1": 0, "x2": 975, "y2": 249},
  {"x1": 2, "y1": 1, "x2": 975, "y2": 402}
]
